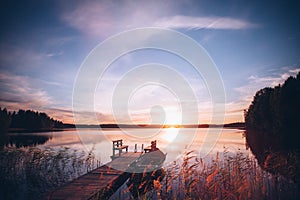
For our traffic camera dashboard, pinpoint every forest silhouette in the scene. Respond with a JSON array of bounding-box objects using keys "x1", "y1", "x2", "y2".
[
  {"x1": 245, "y1": 72, "x2": 300, "y2": 149},
  {"x1": 0, "y1": 108, "x2": 63, "y2": 132},
  {"x1": 245, "y1": 72, "x2": 300, "y2": 182}
]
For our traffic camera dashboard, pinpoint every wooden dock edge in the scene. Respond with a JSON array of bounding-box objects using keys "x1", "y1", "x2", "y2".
[
  {"x1": 88, "y1": 172, "x2": 130, "y2": 200},
  {"x1": 49, "y1": 152, "x2": 142, "y2": 200}
]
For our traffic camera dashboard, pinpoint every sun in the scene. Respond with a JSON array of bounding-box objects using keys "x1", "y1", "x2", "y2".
[{"x1": 165, "y1": 109, "x2": 182, "y2": 127}]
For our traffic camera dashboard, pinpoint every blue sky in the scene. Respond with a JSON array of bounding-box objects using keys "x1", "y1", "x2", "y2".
[{"x1": 0, "y1": 0, "x2": 299, "y2": 124}]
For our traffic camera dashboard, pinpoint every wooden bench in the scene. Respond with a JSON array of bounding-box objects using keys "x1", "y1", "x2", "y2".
[
  {"x1": 144, "y1": 140, "x2": 158, "y2": 153},
  {"x1": 144, "y1": 146, "x2": 152, "y2": 153},
  {"x1": 112, "y1": 139, "x2": 128, "y2": 157}
]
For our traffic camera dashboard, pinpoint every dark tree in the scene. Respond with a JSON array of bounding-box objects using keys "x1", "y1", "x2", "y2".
[
  {"x1": 245, "y1": 72, "x2": 300, "y2": 181},
  {"x1": 8, "y1": 109, "x2": 64, "y2": 131},
  {"x1": 245, "y1": 72, "x2": 300, "y2": 149},
  {"x1": 0, "y1": 108, "x2": 11, "y2": 132}
]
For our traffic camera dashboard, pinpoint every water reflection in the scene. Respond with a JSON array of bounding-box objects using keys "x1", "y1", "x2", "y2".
[
  {"x1": 1, "y1": 134, "x2": 52, "y2": 148},
  {"x1": 0, "y1": 128, "x2": 248, "y2": 165},
  {"x1": 160, "y1": 127, "x2": 178, "y2": 143},
  {"x1": 245, "y1": 130, "x2": 299, "y2": 182}
]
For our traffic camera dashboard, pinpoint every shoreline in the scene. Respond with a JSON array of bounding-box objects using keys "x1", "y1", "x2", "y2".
[
  {"x1": 6, "y1": 125, "x2": 245, "y2": 134},
  {"x1": 8, "y1": 128, "x2": 66, "y2": 134}
]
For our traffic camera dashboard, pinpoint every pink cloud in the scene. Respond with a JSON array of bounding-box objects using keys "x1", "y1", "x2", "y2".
[{"x1": 0, "y1": 72, "x2": 53, "y2": 111}]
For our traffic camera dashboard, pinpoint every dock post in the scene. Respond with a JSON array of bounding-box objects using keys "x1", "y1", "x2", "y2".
[
  {"x1": 134, "y1": 144, "x2": 137, "y2": 153},
  {"x1": 141, "y1": 144, "x2": 144, "y2": 153}
]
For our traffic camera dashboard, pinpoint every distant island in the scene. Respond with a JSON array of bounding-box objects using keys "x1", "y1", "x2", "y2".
[{"x1": 69, "y1": 122, "x2": 244, "y2": 129}]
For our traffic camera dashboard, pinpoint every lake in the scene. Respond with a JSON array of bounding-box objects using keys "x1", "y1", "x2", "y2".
[
  {"x1": 1, "y1": 127, "x2": 299, "y2": 200},
  {"x1": 5, "y1": 127, "x2": 249, "y2": 165}
]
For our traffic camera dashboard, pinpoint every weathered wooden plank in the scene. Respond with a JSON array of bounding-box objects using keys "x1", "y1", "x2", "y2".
[{"x1": 49, "y1": 152, "x2": 141, "y2": 200}]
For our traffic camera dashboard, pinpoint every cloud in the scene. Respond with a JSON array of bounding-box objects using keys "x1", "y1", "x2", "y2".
[
  {"x1": 62, "y1": 1, "x2": 114, "y2": 37},
  {"x1": 153, "y1": 15, "x2": 257, "y2": 30},
  {"x1": 248, "y1": 68, "x2": 300, "y2": 87},
  {"x1": 0, "y1": 43, "x2": 67, "y2": 74},
  {"x1": 61, "y1": 1, "x2": 166, "y2": 37},
  {"x1": 61, "y1": 1, "x2": 257, "y2": 37},
  {"x1": 288, "y1": 68, "x2": 300, "y2": 74},
  {"x1": 0, "y1": 45, "x2": 45, "y2": 70},
  {"x1": 28, "y1": 106, "x2": 114, "y2": 124},
  {"x1": 72, "y1": 109, "x2": 115, "y2": 124},
  {"x1": 0, "y1": 72, "x2": 53, "y2": 110},
  {"x1": 43, "y1": 107, "x2": 74, "y2": 123},
  {"x1": 234, "y1": 67, "x2": 300, "y2": 107},
  {"x1": 222, "y1": 67, "x2": 300, "y2": 122}
]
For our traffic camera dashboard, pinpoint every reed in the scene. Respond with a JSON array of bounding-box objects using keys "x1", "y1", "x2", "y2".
[
  {"x1": 158, "y1": 149, "x2": 299, "y2": 200},
  {"x1": 1, "y1": 147, "x2": 299, "y2": 199},
  {"x1": 0, "y1": 146, "x2": 99, "y2": 200},
  {"x1": 123, "y1": 149, "x2": 299, "y2": 200}
]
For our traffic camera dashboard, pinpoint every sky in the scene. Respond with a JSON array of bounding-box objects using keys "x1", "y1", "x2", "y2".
[{"x1": 0, "y1": 0, "x2": 299, "y2": 125}]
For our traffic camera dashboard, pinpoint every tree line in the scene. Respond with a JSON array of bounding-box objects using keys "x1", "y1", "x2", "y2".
[
  {"x1": 0, "y1": 108, "x2": 64, "y2": 132},
  {"x1": 244, "y1": 72, "x2": 300, "y2": 149}
]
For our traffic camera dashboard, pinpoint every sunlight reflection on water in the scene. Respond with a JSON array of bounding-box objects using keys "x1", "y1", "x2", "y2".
[{"x1": 11, "y1": 128, "x2": 249, "y2": 166}]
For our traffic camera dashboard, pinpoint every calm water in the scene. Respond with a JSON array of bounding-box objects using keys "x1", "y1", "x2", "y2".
[
  {"x1": 3, "y1": 128, "x2": 299, "y2": 200},
  {"x1": 6, "y1": 128, "x2": 249, "y2": 165}
]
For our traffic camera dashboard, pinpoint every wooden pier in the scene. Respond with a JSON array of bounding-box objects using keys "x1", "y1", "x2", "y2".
[{"x1": 49, "y1": 152, "x2": 142, "y2": 200}]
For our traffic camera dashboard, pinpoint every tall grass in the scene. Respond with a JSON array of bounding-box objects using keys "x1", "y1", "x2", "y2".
[
  {"x1": 0, "y1": 146, "x2": 100, "y2": 200},
  {"x1": 1, "y1": 147, "x2": 298, "y2": 200},
  {"x1": 158, "y1": 149, "x2": 299, "y2": 200},
  {"x1": 112, "y1": 149, "x2": 299, "y2": 200}
]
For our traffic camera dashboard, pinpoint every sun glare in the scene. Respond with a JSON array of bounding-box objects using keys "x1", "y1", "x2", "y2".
[
  {"x1": 161, "y1": 127, "x2": 179, "y2": 142},
  {"x1": 165, "y1": 109, "x2": 182, "y2": 126}
]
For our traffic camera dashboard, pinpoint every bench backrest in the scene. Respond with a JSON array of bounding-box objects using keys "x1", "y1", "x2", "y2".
[
  {"x1": 151, "y1": 140, "x2": 158, "y2": 151},
  {"x1": 151, "y1": 140, "x2": 157, "y2": 148},
  {"x1": 112, "y1": 139, "x2": 123, "y2": 147}
]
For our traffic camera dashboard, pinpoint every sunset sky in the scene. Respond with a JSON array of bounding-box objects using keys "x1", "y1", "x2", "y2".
[{"x1": 0, "y1": 0, "x2": 299, "y2": 125}]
